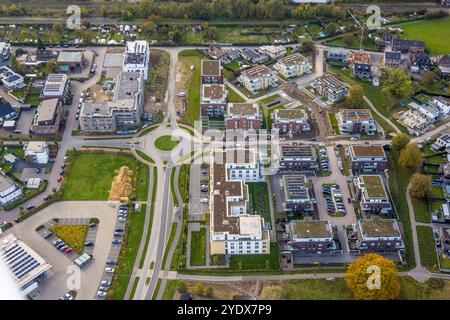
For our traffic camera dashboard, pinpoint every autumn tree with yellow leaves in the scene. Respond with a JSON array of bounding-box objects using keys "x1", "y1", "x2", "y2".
[{"x1": 345, "y1": 253, "x2": 400, "y2": 300}]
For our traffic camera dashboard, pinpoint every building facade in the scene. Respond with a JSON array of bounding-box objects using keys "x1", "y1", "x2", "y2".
[
  {"x1": 337, "y1": 109, "x2": 377, "y2": 135},
  {"x1": 238, "y1": 65, "x2": 277, "y2": 93},
  {"x1": 349, "y1": 144, "x2": 387, "y2": 172},
  {"x1": 123, "y1": 40, "x2": 150, "y2": 80},
  {"x1": 226, "y1": 103, "x2": 262, "y2": 132},
  {"x1": 273, "y1": 53, "x2": 312, "y2": 79},
  {"x1": 31, "y1": 98, "x2": 63, "y2": 135}
]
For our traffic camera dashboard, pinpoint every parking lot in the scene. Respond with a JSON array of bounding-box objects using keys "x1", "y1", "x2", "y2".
[
  {"x1": 6, "y1": 201, "x2": 118, "y2": 300},
  {"x1": 188, "y1": 163, "x2": 209, "y2": 220},
  {"x1": 95, "y1": 204, "x2": 129, "y2": 299}
]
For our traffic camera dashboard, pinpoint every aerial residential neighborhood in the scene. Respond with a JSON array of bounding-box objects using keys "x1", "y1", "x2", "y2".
[{"x1": 0, "y1": 0, "x2": 450, "y2": 307}]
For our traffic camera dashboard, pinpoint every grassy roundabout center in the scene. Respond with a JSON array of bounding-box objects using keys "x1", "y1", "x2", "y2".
[{"x1": 154, "y1": 135, "x2": 180, "y2": 151}]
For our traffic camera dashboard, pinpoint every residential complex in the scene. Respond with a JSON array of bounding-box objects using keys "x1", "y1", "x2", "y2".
[
  {"x1": 41, "y1": 74, "x2": 70, "y2": 101},
  {"x1": 80, "y1": 72, "x2": 144, "y2": 133},
  {"x1": 273, "y1": 53, "x2": 312, "y2": 79},
  {"x1": 209, "y1": 150, "x2": 270, "y2": 255},
  {"x1": 201, "y1": 60, "x2": 223, "y2": 84},
  {"x1": 346, "y1": 218, "x2": 405, "y2": 254},
  {"x1": 123, "y1": 40, "x2": 150, "y2": 80},
  {"x1": 226, "y1": 103, "x2": 262, "y2": 132},
  {"x1": 24, "y1": 141, "x2": 49, "y2": 164},
  {"x1": 354, "y1": 175, "x2": 392, "y2": 214},
  {"x1": 337, "y1": 109, "x2": 377, "y2": 135},
  {"x1": 282, "y1": 219, "x2": 340, "y2": 256},
  {"x1": 349, "y1": 144, "x2": 387, "y2": 172},
  {"x1": 280, "y1": 175, "x2": 314, "y2": 215},
  {"x1": 31, "y1": 98, "x2": 63, "y2": 135},
  {"x1": 0, "y1": 65, "x2": 25, "y2": 90},
  {"x1": 238, "y1": 65, "x2": 277, "y2": 93},
  {"x1": 278, "y1": 143, "x2": 318, "y2": 174},
  {"x1": 200, "y1": 84, "x2": 227, "y2": 117},
  {"x1": 271, "y1": 108, "x2": 310, "y2": 134},
  {"x1": 0, "y1": 173, "x2": 23, "y2": 206},
  {"x1": 312, "y1": 75, "x2": 348, "y2": 103}
]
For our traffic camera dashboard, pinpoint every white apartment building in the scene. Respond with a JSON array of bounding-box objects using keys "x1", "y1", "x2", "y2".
[
  {"x1": 123, "y1": 40, "x2": 150, "y2": 80},
  {"x1": 238, "y1": 65, "x2": 277, "y2": 93},
  {"x1": 337, "y1": 109, "x2": 377, "y2": 135},
  {"x1": 258, "y1": 45, "x2": 287, "y2": 60},
  {"x1": 24, "y1": 141, "x2": 49, "y2": 164},
  {"x1": 0, "y1": 66, "x2": 25, "y2": 91},
  {"x1": 273, "y1": 53, "x2": 312, "y2": 79},
  {"x1": 209, "y1": 150, "x2": 270, "y2": 256},
  {"x1": 312, "y1": 75, "x2": 348, "y2": 104},
  {"x1": 225, "y1": 148, "x2": 263, "y2": 182},
  {"x1": 409, "y1": 101, "x2": 439, "y2": 121},
  {"x1": 0, "y1": 173, "x2": 22, "y2": 206}
]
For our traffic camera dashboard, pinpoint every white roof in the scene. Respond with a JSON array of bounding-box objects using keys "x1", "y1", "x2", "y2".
[{"x1": 239, "y1": 215, "x2": 262, "y2": 237}]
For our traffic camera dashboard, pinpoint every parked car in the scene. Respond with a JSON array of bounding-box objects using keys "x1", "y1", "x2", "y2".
[
  {"x1": 84, "y1": 241, "x2": 94, "y2": 247},
  {"x1": 100, "y1": 280, "x2": 111, "y2": 286},
  {"x1": 89, "y1": 223, "x2": 97, "y2": 228},
  {"x1": 115, "y1": 228, "x2": 124, "y2": 232},
  {"x1": 53, "y1": 239, "x2": 62, "y2": 246},
  {"x1": 97, "y1": 291, "x2": 107, "y2": 297},
  {"x1": 105, "y1": 267, "x2": 115, "y2": 273},
  {"x1": 112, "y1": 239, "x2": 121, "y2": 245},
  {"x1": 114, "y1": 232, "x2": 123, "y2": 237},
  {"x1": 200, "y1": 198, "x2": 208, "y2": 203},
  {"x1": 106, "y1": 260, "x2": 117, "y2": 265},
  {"x1": 65, "y1": 247, "x2": 73, "y2": 254},
  {"x1": 64, "y1": 293, "x2": 74, "y2": 300},
  {"x1": 43, "y1": 231, "x2": 53, "y2": 239}
]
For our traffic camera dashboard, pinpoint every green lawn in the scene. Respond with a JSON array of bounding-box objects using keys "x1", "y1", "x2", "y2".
[
  {"x1": 417, "y1": 225, "x2": 439, "y2": 272},
  {"x1": 387, "y1": 150, "x2": 416, "y2": 269},
  {"x1": 326, "y1": 34, "x2": 378, "y2": 51},
  {"x1": 178, "y1": 164, "x2": 191, "y2": 204},
  {"x1": 154, "y1": 135, "x2": 180, "y2": 151},
  {"x1": 328, "y1": 112, "x2": 340, "y2": 135},
  {"x1": 6, "y1": 146, "x2": 25, "y2": 159},
  {"x1": 178, "y1": 50, "x2": 203, "y2": 124},
  {"x1": 396, "y1": 17, "x2": 450, "y2": 55},
  {"x1": 265, "y1": 105, "x2": 285, "y2": 130},
  {"x1": 170, "y1": 167, "x2": 179, "y2": 208},
  {"x1": 190, "y1": 228, "x2": 206, "y2": 267},
  {"x1": 248, "y1": 182, "x2": 272, "y2": 228},
  {"x1": 412, "y1": 197, "x2": 430, "y2": 223},
  {"x1": 136, "y1": 150, "x2": 155, "y2": 164},
  {"x1": 63, "y1": 153, "x2": 145, "y2": 200},
  {"x1": 229, "y1": 243, "x2": 280, "y2": 271},
  {"x1": 107, "y1": 205, "x2": 147, "y2": 300},
  {"x1": 226, "y1": 85, "x2": 246, "y2": 103},
  {"x1": 162, "y1": 280, "x2": 179, "y2": 300}
]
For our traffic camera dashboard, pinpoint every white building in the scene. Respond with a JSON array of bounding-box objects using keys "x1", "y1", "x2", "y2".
[
  {"x1": 0, "y1": 42, "x2": 11, "y2": 61},
  {"x1": 0, "y1": 233, "x2": 52, "y2": 295},
  {"x1": 0, "y1": 66, "x2": 25, "y2": 91},
  {"x1": 24, "y1": 141, "x2": 49, "y2": 164},
  {"x1": 209, "y1": 149, "x2": 270, "y2": 256},
  {"x1": 41, "y1": 74, "x2": 69, "y2": 100},
  {"x1": 0, "y1": 173, "x2": 22, "y2": 206},
  {"x1": 273, "y1": 53, "x2": 312, "y2": 79},
  {"x1": 312, "y1": 75, "x2": 348, "y2": 103},
  {"x1": 431, "y1": 96, "x2": 450, "y2": 115},
  {"x1": 409, "y1": 101, "x2": 439, "y2": 121},
  {"x1": 123, "y1": 40, "x2": 150, "y2": 80},
  {"x1": 226, "y1": 148, "x2": 264, "y2": 182},
  {"x1": 238, "y1": 65, "x2": 277, "y2": 93},
  {"x1": 258, "y1": 45, "x2": 287, "y2": 60}
]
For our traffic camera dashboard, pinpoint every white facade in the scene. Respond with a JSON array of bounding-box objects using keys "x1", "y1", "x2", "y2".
[
  {"x1": 123, "y1": 40, "x2": 150, "y2": 80},
  {"x1": 273, "y1": 53, "x2": 312, "y2": 79},
  {"x1": 259, "y1": 45, "x2": 287, "y2": 60},
  {"x1": 238, "y1": 66, "x2": 277, "y2": 93},
  {"x1": 431, "y1": 97, "x2": 450, "y2": 115},
  {"x1": 0, "y1": 174, "x2": 22, "y2": 206},
  {"x1": 24, "y1": 141, "x2": 49, "y2": 164}
]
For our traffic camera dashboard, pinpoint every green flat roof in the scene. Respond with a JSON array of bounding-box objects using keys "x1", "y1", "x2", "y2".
[
  {"x1": 293, "y1": 220, "x2": 331, "y2": 238},
  {"x1": 361, "y1": 175, "x2": 387, "y2": 198}
]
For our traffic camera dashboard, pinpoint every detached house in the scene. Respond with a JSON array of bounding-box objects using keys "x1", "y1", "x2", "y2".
[{"x1": 437, "y1": 55, "x2": 450, "y2": 79}]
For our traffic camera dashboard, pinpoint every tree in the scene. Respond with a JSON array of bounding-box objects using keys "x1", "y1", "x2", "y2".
[
  {"x1": 345, "y1": 84, "x2": 364, "y2": 109},
  {"x1": 205, "y1": 286, "x2": 214, "y2": 297},
  {"x1": 398, "y1": 143, "x2": 422, "y2": 172},
  {"x1": 345, "y1": 253, "x2": 400, "y2": 300},
  {"x1": 343, "y1": 33, "x2": 355, "y2": 46},
  {"x1": 194, "y1": 283, "x2": 204, "y2": 296},
  {"x1": 301, "y1": 39, "x2": 315, "y2": 53},
  {"x1": 176, "y1": 281, "x2": 187, "y2": 293},
  {"x1": 382, "y1": 68, "x2": 414, "y2": 100},
  {"x1": 410, "y1": 174, "x2": 432, "y2": 200},
  {"x1": 421, "y1": 71, "x2": 438, "y2": 86},
  {"x1": 391, "y1": 133, "x2": 410, "y2": 151},
  {"x1": 326, "y1": 22, "x2": 338, "y2": 36},
  {"x1": 36, "y1": 38, "x2": 46, "y2": 51}
]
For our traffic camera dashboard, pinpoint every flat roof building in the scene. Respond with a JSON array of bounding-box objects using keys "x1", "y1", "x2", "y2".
[
  {"x1": 31, "y1": 98, "x2": 63, "y2": 135},
  {"x1": 200, "y1": 84, "x2": 227, "y2": 118},
  {"x1": 201, "y1": 60, "x2": 223, "y2": 84},
  {"x1": 238, "y1": 65, "x2": 277, "y2": 93},
  {"x1": 312, "y1": 75, "x2": 348, "y2": 103},
  {"x1": 271, "y1": 108, "x2": 310, "y2": 134},
  {"x1": 349, "y1": 144, "x2": 387, "y2": 172},
  {"x1": 41, "y1": 74, "x2": 69, "y2": 101},
  {"x1": 337, "y1": 109, "x2": 377, "y2": 135},
  {"x1": 278, "y1": 143, "x2": 318, "y2": 174},
  {"x1": 0, "y1": 233, "x2": 52, "y2": 295},
  {"x1": 281, "y1": 175, "x2": 314, "y2": 215},
  {"x1": 355, "y1": 175, "x2": 392, "y2": 214},
  {"x1": 0, "y1": 173, "x2": 23, "y2": 206},
  {"x1": 226, "y1": 102, "x2": 262, "y2": 132},
  {"x1": 273, "y1": 53, "x2": 312, "y2": 79},
  {"x1": 123, "y1": 40, "x2": 150, "y2": 80}
]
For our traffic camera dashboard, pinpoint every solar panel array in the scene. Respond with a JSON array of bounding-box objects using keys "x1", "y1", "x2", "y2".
[
  {"x1": 285, "y1": 176, "x2": 309, "y2": 200},
  {"x1": 0, "y1": 243, "x2": 41, "y2": 280}
]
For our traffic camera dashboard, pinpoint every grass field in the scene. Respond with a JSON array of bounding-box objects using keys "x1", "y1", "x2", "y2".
[
  {"x1": 248, "y1": 182, "x2": 272, "y2": 228},
  {"x1": 190, "y1": 228, "x2": 206, "y2": 266},
  {"x1": 412, "y1": 196, "x2": 430, "y2": 223},
  {"x1": 107, "y1": 205, "x2": 147, "y2": 300},
  {"x1": 265, "y1": 105, "x2": 285, "y2": 130},
  {"x1": 178, "y1": 50, "x2": 203, "y2": 124},
  {"x1": 226, "y1": 85, "x2": 246, "y2": 103},
  {"x1": 417, "y1": 225, "x2": 439, "y2": 272},
  {"x1": 229, "y1": 243, "x2": 280, "y2": 271},
  {"x1": 49, "y1": 225, "x2": 88, "y2": 254},
  {"x1": 154, "y1": 135, "x2": 180, "y2": 151},
  {"x1": 63, "y1": 153, "x2": 148, "y2": 201},
  {"x1": 328, "y1": 111, "x2": 340, "y2": 135},
  {"x1": 397, "y1": 17, "x2": 450, "y2": 55}
]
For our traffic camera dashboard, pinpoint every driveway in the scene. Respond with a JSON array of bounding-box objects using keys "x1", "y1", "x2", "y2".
[
  {"x1": 4, "y1": 201, "x2": 117, "y2": 300},
  {"x1": 188, "y1": 163, "x2": 208, "y2": 219}
]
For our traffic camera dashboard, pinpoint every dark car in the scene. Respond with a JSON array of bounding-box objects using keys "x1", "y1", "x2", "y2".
[
  {"x1": 89, "y1": 223, "x2": 97, "y2": 228},
  {"x1": 112, "y1": 239, "x2": 121, "y2": 245},
  {"x1": 84, "y1": 241, "x2": 94, "y2": 247},
  {"x1": 106, "y1": 260, "x2": 117, "y2": 265},
  {"x1": 115, "y1": 228, "x2": 124, "y2": 232},
  {"x1": 26, "y1": 205, "x2": 36, "y2": 211}
]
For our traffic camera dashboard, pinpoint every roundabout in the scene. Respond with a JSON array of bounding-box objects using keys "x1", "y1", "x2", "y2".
[{"x1": 154, "y1": 135, "x2": 180, "y2": 152}]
